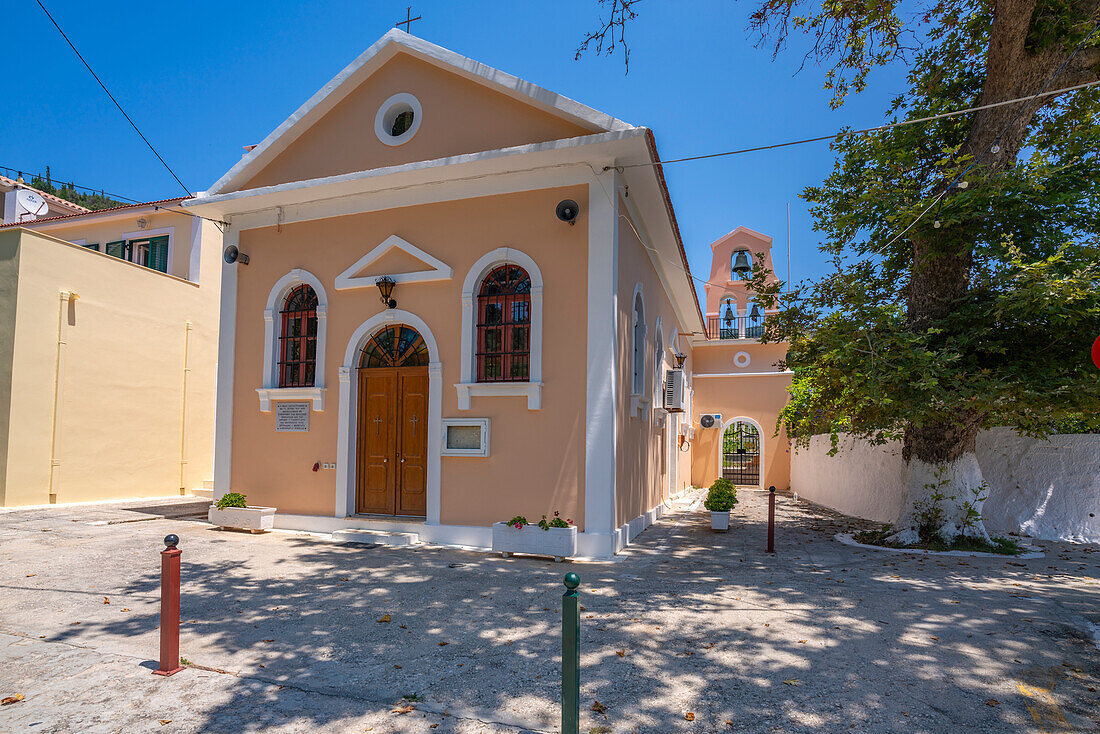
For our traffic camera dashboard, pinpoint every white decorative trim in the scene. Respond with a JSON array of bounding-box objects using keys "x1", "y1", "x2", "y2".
[
  {"x1": 584, "y1": 170, "x2": 619, "y2": 545},
  {"x1": 455, "y1": 382, "x2": 542, "y2": 410},
  {"x1": 458, "y1": 246, "x2": 543, "y2": 408},
  {"x1": 441, "y1": 418, "x2": 490, "y2": 457},
  {"x1": 374, "y1": 92, "x2": 423, "y2": 146},
  {"x1": 733, "y1": 351, "x2": 751, "y2": 368},
  {"x1": 261, "y1": 269, "x2": 328, "y2": 411},
  {"x1": 718, "y1": 415, "x2": 765, "y2": 489},
  {"x1": 336, "y1": 309, "x2": 442, "y2": 525},
  {"x1": 334, "y1": 234, "x2": 452, "y2": 289},
  {"x1": 188, "y1": 216, "x2": 204, "y2": 283},
  {"x1": 257, "y1": 386, "x2": 325, "y2": 411},
  {"x1": 213, "y1": 226, "x2": 239, "y2": 498},
  {"x1": 653, "y1": 316, "x2": 665, "y2": 411},
  {"x1": 629, "y1": 281, "x2": 647, "y2": 416},
  {"x1": 693, "y1": 370, "x2": 794, "y2": 378},
  {"x1": 203, "y1": 28, "x2": 633, "y2": 196}
]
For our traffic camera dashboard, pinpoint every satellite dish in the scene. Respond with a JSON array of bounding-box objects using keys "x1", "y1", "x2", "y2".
[{"x1": 15, "y1": 189, "x2": 48, "y2": 217}]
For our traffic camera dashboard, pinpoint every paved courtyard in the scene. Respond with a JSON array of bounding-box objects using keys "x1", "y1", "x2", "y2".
[{"x1": 1, "y1": 490, "x2": 1097, "y2": 733}]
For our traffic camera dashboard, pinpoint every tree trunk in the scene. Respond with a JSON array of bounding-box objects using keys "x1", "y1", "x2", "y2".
[
  {"x1": 893, "y1": 0, "x2": 1100, "y2": 545},
  {"x1": 890, "y1": 418, "x2": 991, "y2": 544}
]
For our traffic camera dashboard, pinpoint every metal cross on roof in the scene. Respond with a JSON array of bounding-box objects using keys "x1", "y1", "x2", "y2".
[{"x1": 396, "y1": 7, "x2": 421, "y2": 33}]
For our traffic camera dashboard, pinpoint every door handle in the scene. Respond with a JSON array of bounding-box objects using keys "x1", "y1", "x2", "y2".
[{"x1": 401, "y1": 458, "x2": 406, "y2": 463}]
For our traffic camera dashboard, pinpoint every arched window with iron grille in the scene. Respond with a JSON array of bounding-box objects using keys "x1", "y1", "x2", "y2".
[
  {"x1": 476, "y1": 265, "x2": 531, "y2": 382},
  {"x1": 278, "y1": 284, "x2": 318, "y2": 387}
]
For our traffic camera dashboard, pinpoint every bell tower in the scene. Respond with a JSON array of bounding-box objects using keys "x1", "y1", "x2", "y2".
[{"x1": 704, "y1": 226, "x2": 780, "y2": 327}]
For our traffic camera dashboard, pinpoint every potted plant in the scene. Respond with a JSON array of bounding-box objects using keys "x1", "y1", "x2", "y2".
[
  {"x1": 492, "y1": 512, "x2": 577, "y2": 561},
  {"x1": 704, "y1": 479, "x2": 738, "y2": 531},
  {"x1": 207, "y1": 492, "x2": 276, "y2": 533}
]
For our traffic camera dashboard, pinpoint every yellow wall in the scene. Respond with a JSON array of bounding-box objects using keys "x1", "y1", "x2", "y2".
[
  {"x1": 229, "y1": 185, "x2": 591, "y2": 527},
  {"x1": 0, "y1": 226, "x2": 221, "y2": 506},
  {"x1": 0, "y1": 238, "x2": 20, "y2": 505}
]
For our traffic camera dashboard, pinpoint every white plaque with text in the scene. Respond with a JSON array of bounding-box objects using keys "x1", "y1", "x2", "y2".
[{"x1": 275, "y1": 402, "x2": 310, "y2": 432}]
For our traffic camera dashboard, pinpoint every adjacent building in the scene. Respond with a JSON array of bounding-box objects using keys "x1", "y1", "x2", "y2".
[{"x1": 0, "y1": 198, "x2": 222, "y2": 506}]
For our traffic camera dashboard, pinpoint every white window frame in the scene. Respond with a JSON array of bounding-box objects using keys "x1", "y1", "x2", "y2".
[
  {"x1": 374, "y1": 92, "x2": 423, "y2": 146},
  {"x1": 653, "y1": 316, "x2": 666, "y2": 421},
  {"x1": 440, "y1": 418, "x2": 491, "y2": 457},
  {"x1": 629, "y1": 282, "x2": 649, "y2": 417},
  {"x1": 457, "y1": 247, "x2": 543, "y2": 410},
  {"x1": 258, "y1": 268, "x2": 328, "y2": 412}
]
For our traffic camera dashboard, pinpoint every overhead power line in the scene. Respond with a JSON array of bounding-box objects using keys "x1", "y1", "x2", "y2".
[
  {"x1": 33, "y1": 0, "x2": 191, "y2": 196},
  {"x1": 614, "y1": 79, "x2": 1100, "y2": 170}
]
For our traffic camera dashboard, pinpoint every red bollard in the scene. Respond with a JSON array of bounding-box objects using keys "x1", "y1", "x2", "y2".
[
  {"x1": 767, "y1": 486, "x2": 776, "y2": 554},
  {"x1": 153, "y1": 534, "x2": 184, "y2": 676}
]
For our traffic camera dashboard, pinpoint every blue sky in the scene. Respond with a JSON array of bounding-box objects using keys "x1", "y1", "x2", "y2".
[{"x1": 5, "y1": 0, "x2": 911, "y2": 295}]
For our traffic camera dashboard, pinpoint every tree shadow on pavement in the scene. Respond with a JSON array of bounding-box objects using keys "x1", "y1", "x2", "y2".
[{"x1": 37, "y1": 492, "x2": 1100, "y2": 733}]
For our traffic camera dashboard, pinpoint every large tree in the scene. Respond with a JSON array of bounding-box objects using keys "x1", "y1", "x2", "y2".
[{"x1": 581, "y1": 0, "x2": 1100, "y2": 542}]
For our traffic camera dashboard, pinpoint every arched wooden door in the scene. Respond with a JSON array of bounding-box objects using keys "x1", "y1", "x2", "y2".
[{"x1": 355, "y1": 325, "x2": 429, "y2": 516}]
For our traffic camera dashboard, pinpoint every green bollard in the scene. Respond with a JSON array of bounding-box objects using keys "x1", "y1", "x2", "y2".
[{"x1": 562, "y1": 572, "x2": 580, "y2": 734}]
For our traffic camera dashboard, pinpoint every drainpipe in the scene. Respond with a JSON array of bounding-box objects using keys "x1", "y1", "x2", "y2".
[
  {"x1": 179, "y1": 322, "x2": 192, "y2": 494},
  {"x1": 48, "y1": 291, "x2": 76, "y2": 503}
]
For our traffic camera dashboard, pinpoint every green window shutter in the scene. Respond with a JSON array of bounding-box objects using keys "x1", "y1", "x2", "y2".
[
  {"x1": 106, "y1": 241, "x2": 125, "y2": 259},
  {"x1": 147, "y1": 236, "x2": 169, "y2": 273},
  {"x1": 82, "y1": 243, "x2": 100, "y2": 252}
]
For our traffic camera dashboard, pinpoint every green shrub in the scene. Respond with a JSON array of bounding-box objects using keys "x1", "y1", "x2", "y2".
[
  {"x1": 704, "y1": 478, "x2": 738, "y2": 512},
  {"x1": 215, "y1": 492, "x2": 248, "y2": 509}
]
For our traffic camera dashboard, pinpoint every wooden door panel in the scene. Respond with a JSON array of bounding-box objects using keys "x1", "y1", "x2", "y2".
[
  {"x1": 356, "y1": 370, "x2": 396, "y2": 514},
  {"x1": 397, "y1": 372, "x2": 428, "y2": 516}
]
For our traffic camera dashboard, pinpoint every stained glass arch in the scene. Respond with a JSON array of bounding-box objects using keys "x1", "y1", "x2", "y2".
[{"x1": 360, "y1": 325, "x2": 429, "y2": 368}]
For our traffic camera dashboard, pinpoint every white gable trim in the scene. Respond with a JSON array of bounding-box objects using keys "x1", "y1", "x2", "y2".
[
  {"x1": 334, "y1": 234, "x2": 453, "y2": 290},
  {"x1": 205, "y1": 29, "x2": 634, "y2": 196}
]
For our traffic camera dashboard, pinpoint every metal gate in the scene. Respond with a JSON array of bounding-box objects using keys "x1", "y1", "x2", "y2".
[{"x1": 722, "y1": 421, "x2": 760, "y2": 484}]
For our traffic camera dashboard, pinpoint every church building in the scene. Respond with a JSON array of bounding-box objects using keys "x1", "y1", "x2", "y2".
[{"x1": 186, "y1": 29, "x2": 791, "y2": 557}]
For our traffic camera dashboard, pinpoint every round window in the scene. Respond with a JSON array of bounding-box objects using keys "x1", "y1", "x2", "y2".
[
  {"x1": 734, "y1": 351, "x2": 751, "y2": 368},
  {"x1": 375, "y1": 93, "x2": 422, "y2": 146}
]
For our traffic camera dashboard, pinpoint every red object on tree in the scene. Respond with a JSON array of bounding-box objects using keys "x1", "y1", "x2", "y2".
[{"x1": 1093, "y1": 336, "x2": 1100, "y2": 370}]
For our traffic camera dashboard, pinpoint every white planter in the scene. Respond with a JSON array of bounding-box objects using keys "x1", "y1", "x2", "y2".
[
  {"x1": 492, "y1": 522, "x2": 578, "y2": 561},
  {"x1": 208, "y1": 505, "x2": 276, "y2": 533},
  {"x1": 710, "y1": 511, "x2": 730, "y2": 531}
]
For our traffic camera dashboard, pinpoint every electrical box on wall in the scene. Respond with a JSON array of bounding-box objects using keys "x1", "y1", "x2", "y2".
[{"x1": 663, "y1": 369, "x2": 687, "y2": 412}]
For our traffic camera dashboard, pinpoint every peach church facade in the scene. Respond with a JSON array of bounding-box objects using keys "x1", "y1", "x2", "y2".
[{"x1": 186, "y1": 30, "x2": 791, "y2": 557}]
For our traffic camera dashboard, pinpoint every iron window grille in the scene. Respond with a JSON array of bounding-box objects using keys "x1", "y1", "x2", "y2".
[
  {"x1": 278, "y1": 285, "x2": 319, "y2": 387},
  {"x1": 476, "y1": 265, "x2": 531, "y2": 382}
]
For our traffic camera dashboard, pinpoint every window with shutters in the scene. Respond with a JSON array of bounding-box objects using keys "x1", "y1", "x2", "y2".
[
  {"x1": 278, "y1": 285, "x2": 319, "y2": 388},
  {"x1": 103, "y1": 234, "x2": 169, "y2": 273}
]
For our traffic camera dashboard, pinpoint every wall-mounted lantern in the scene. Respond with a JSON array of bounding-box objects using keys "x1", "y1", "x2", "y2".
[{"x1": 376, "y1": 276, "x2": 397, "y2": 309}]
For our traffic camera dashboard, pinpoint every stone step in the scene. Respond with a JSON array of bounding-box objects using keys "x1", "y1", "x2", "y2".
[
  {"x1": 189, "y1": 489, "x2": 214, "y2": 500},
  {"x1": 332, "y1": 529, "x2": 419, "y2": 546}
]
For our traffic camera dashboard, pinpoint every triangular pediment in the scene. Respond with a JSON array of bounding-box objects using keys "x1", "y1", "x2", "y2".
[
  {"x1": 335, "y1": 235, "x2": 452, "y2": 290},
  {"x1": 206, "y1": 30, "x2": 633, "y2": 195}
]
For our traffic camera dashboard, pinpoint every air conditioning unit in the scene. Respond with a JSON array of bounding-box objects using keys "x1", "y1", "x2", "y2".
[
  {"x1": 699, "y1": 413, "x2": 723, "y2": 429},
  {"x1": 663, "y1": 369, "x2": 687, "y2": 413}
]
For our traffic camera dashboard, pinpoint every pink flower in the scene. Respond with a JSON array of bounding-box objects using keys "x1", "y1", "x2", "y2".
[{"x1": 554, "y1": 511, "x2": 560, "y2": 517}]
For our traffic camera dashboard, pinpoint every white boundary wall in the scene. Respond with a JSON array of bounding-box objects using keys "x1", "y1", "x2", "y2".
[{"x1": 791, "y1": 429, "x2": 1100, "y2": 544}]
